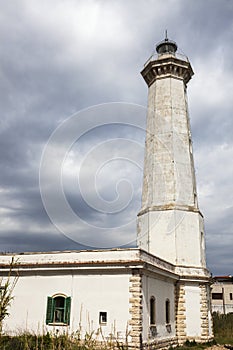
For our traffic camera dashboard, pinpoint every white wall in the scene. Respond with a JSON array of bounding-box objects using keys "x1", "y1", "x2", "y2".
[
  {"x1": 141, "y1": 274, "x2": 175, "y2": 342},
  {"x1": 139, "y1": 209, "x2": 204, "y2": 268},
  {"x1": 140, "y1": 77, "x2": 197, "y2": 211},
  {"x1": 184, "y1": 284, "x2": 201, "y2": 337},
  {"x1": 4, "y1": 271, "x2": 131, "y2": 339}
]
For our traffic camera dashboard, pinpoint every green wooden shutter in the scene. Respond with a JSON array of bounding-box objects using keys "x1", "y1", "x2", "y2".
[
  {"x1": 64, "y1": 296, "x2": 71, "y2": 325},
  {"x1": 46, "y1": 297, "x2": 54, "y2": 324}
]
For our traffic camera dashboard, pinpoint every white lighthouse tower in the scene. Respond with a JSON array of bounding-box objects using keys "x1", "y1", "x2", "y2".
[
  {"x1": 137, "y1": 35, "x2": 213, "y2": 343},
  {"x1": 138, "y1": 35, "x2": 205, "y2": 268}
]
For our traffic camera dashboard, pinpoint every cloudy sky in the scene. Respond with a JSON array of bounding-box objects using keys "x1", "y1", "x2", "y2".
[{"x1": 0, "y1": 0, "x2": 232, "y2": 275}]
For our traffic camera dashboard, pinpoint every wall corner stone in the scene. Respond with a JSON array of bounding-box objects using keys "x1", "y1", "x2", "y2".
[
  {"x1": 199, "y1": 283, "x2": 213, "y2": 341},
  {"x1": 175, "y1": 282, "x2": 187, "y2": 344},
  {"x1": 129, "y1": 269, "x2": 143, "y2": 349}
]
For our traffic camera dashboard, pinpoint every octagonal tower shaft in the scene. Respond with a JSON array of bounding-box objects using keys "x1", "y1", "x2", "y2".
[
  {"x1": 137, "y1": 45, "x2": 207, "y2": 268},
  {"x1": 141, "y1": 54, "x2": 197, "y2": 211}
]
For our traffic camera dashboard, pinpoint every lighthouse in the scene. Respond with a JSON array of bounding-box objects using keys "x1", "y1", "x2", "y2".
[
  {"x1": 137, "y1": 34, "x2": 213, "y2": 343},
  {"x1": 138, "y1": 34, "x2": 206, "y2": 269}
]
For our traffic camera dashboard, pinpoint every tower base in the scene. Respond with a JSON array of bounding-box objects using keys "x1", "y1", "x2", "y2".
[{"x1": 175, "y1": 280, "x2": 213, "y2": 344}]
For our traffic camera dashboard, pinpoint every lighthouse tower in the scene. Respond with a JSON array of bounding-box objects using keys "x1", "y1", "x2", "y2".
[
  {"x1": 137, "y1": 35, "x2": 213, "y2": 343},
  {"x1": 138, "y1": 35, "x2": 205, "y2": 269}
]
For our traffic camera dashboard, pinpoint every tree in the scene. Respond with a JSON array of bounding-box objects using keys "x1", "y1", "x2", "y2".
[{"x1": 0, "y1": 257, "x2": 19, "y2": 333}]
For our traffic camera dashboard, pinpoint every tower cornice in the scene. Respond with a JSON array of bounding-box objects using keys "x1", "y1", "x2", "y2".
[
  {"x1": 137, "y1": 204, "x2": 204, "y2": 218},
  {"x1": 141, "y1": 55, "x2": 194, "y2": 87}
]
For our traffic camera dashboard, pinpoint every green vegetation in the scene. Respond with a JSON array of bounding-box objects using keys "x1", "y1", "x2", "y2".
[
  {"x1": 0, "y1": 312, "x2": 232, "y2": 349},
  {"x1": 213, "y1": 312, "x2": 233, "y2": 345},
  {"x1": 0, "y1": 258, "x2": 19, "y2": 333},
  {"x1": 0, "y1": 331, "x2": 128, "y2": 350}
]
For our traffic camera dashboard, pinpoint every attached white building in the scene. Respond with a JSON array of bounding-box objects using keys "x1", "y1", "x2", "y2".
[
  {"x1": 1, "y1": 250, "x2": 177, "y2": 344},
  {"x1": 0, "y1": 36, "x2": 213, "y2": 349},
  {"x1": 0, "y1": 247, "x2": 212, "y2": 347}
]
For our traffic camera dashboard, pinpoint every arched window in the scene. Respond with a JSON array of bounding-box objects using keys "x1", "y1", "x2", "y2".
[
  {"x1": 150, "y1": 296, "x2": 156, "y2": 325},
  {"x1": 46, "y1": 294, "x2": 71, "y2": 325},
  {"x1": 165, "y1": 299, "x2": 170, "y2": 324}
]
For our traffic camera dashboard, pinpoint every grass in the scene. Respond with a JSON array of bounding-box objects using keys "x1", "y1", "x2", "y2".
[
  {"x1": 213, "y1": 312, "x2": 233, "y2": 345},
  {"x1": 0, "y1": 331, "x2": 129, "y2": 350},
  {"x1": 0, "y1": 312, "x2": 232, "y2": 349},
  {"x1": 174, "y1": 341, "x2": 216, "y2": 350}
]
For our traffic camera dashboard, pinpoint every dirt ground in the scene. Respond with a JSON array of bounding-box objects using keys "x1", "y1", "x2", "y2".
[{"x1": 206, "y1": 346, "x2": 232, "y2": 350}]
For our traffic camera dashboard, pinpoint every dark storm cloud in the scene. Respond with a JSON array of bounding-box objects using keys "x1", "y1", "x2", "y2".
[
  {"x1": 0, "y1": 0, "x2": 232, "y2": 274},
  {"x1": 0, "y1": 230, "x2": 89, "y2": 253}
]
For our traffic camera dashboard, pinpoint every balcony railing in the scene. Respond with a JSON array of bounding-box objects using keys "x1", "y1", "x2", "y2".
[{"x1": 143, "y1": 51, "x2": 189, "y2": 67}]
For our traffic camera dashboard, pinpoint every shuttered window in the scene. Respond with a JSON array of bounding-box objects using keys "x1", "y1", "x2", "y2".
[
  {"x1": 64, "y1": 296, "x2": 71, "y2": 325},
  {"x1": 46, "y1": 295, "x2": 71, "y2": 325},
  {"x1": 46, "y1": 297, "x2": 54, "y2": 324}
]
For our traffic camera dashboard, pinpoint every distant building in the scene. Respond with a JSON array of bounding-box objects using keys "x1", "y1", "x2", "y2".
[{"x1": 211, "y1": 275, "x2": 233, "y2": 314}]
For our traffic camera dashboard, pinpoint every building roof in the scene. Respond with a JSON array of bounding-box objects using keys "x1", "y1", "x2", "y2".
[
  {"x1": 0, "y1": 248, "x2": 211, "y2": 282},
  {"x1": 213, "y1": 275, "x2": 233, "y2": 283}
]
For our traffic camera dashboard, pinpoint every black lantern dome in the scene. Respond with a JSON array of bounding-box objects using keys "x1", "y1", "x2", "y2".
[{"x1": 156, "y1": 31, "x2": 177, "y2": 55}]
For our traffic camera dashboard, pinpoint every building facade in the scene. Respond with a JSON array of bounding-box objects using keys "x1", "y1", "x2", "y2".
[
  {"x1": 0, "y1": 36, "x2": 213, "y2": 348},
  {"x1": 211, "y1": 275, "x2": 233, "y2": 314}
]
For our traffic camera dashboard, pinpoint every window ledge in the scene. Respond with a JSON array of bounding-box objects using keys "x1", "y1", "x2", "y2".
[
  {"x1": 48, "y1": 322, "x2": 69, "y2": 326},
  {"x1": 149, "y1": 325, "x2": 157, "y2": 338}
]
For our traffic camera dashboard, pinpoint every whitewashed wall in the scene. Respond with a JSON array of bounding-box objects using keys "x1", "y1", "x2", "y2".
[
  {"x1": 138, "y1": 210, "x2": 204, "y2": 268},
  {"x1": 3, "y1": 271, "x2": 131, "y2": 338},
  {"x1": 184, "y1": 284, "x2": 201, "y2": 337},
  {"x1": 141, "y1": 274, "x2": 176, "y2": 342}
]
